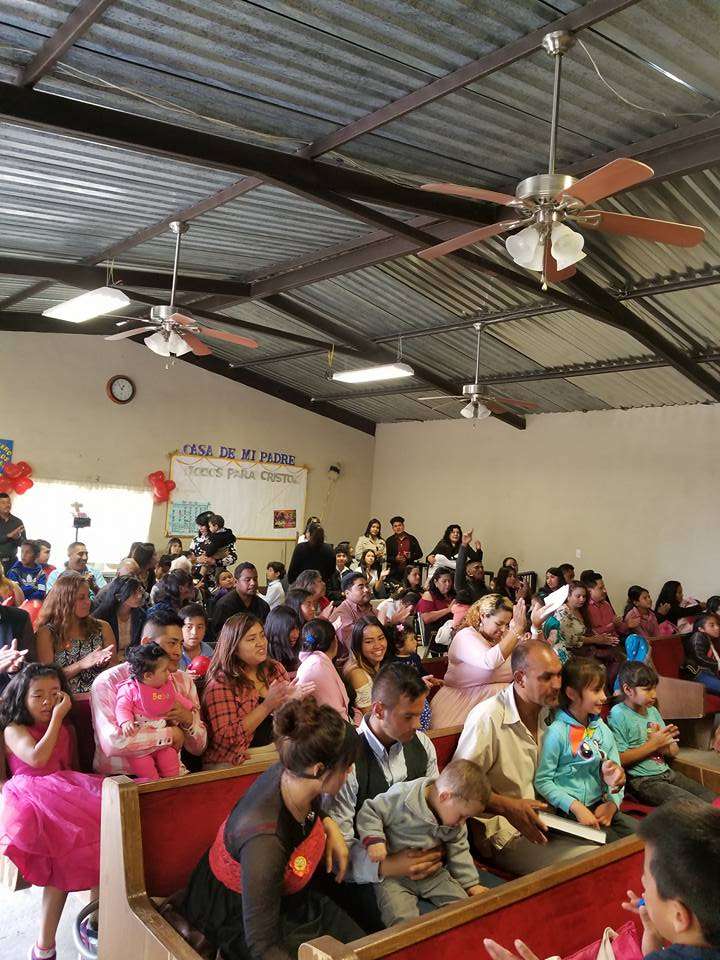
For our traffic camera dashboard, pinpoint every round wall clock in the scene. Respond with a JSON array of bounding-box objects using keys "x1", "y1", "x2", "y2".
[{"x1": 106, "y1": 375, "x2": 136, "y2": 404}]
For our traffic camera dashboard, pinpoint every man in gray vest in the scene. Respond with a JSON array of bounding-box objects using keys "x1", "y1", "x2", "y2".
[{"x1": 328, "y1": 662, "x2": 441, "y2": 930}]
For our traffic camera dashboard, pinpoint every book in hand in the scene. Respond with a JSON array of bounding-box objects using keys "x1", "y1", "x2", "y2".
[{"x1": 538, "y1": 811, "x2": 606, "y2": 845}]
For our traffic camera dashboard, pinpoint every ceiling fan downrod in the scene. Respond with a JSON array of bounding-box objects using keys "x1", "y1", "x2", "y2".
[{"x1": 542, "y1": 30, "x2": 575, "y2": 177}]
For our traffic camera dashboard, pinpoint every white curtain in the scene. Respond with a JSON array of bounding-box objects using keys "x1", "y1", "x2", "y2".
[{"x1": 15, "y1": 479, "x2": 154, "y2": 571}]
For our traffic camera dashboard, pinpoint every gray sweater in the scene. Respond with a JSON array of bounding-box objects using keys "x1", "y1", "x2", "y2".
[{"x1": 356, "y1": 776, "x2": 479, "y2": 890}]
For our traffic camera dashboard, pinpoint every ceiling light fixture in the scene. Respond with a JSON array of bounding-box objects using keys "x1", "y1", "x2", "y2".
[
  {"x1": 144, "y1": 331, "x2": 172, "y2": 357},
  {"x1": 331, "y1": 362, "x2": 414, "y2": 384},
  {"x1": 43, "y1": 286, "x2": 131, "y2": 323},
  {"x1": 460, "y1": 400, "x2": 492, "y2": 420}
]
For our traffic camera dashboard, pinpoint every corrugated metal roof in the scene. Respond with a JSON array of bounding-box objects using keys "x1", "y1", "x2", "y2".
[
  {"x1": 0, "y1": 0, "x2": 719, "y2": 424},
  {"x1": 567, "y1": 365, "x2": 713, "y2": 406}
]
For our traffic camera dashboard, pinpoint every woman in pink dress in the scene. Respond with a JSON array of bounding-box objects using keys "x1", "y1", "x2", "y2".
[
  {"x1": 0, "y1": 663, "x2": 104, "y2": 960},
  {"x1": 295, "y1": 618, "x2": 356, "y2": 722},
  {"x1": 430, "y1": 594, "x2": 527, "y2": 729}
]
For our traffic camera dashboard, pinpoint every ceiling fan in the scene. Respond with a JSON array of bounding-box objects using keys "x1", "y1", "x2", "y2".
[
  {"x1": 417, "y1": 31, "x2": 705, "y2": 287},
  {"x1": 417, "y1": 322, "x2": 539, "y2": 419},
  {"x1": 104, "y1": 221, "x2": 258, "y2": 358}
]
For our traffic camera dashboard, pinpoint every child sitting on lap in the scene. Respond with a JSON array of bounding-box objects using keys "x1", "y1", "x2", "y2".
[
  {"x1": 114, "y1": 642, "x2": 193, "y2": 780},
  {"x1": 535, "y1": 657, "x2": 637, "y2": 842},
  {"x1": 609, "y1": 660, "x2": 715, "y2": 805},
  {"x1": 356, "y1": 759, "x2": 489, "y2": 927}
]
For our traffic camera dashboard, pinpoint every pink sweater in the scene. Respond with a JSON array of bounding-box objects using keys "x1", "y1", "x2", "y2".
[
  {"x1": 296, "y1": 650, "x2": 352, "y2": 721},
  {"x1": 115, "y1": 676, "x2": 193, "y2": 725},
  {"x1": 443, "y1": 626, "x2": 513, "y2": 690}
]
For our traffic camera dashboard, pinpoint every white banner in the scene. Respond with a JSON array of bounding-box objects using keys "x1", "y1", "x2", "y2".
[{"x1": 166, "y1": 455, "x2": 307, "y2": 540}]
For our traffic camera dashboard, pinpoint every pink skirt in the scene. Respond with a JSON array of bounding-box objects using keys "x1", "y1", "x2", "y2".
[
  {"x1": 429, "y1": 681, "x2": 510, "y2": 729},
  {"x1": 0, "y1": 770, "x2": 103, "y2": 890}
]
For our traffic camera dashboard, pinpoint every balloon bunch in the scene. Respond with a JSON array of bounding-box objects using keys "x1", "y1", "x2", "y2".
[
  {"x1": 0, "y1": 461, "x2": 34, "y2": 495},
  {"x1": 147, "y1": 470, "x2": 176, "y2": 503}
]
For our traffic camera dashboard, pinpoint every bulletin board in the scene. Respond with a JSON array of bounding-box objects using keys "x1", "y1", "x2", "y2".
[{"x1": 165, "y1": 455, "x2": 307, "y2": 540}]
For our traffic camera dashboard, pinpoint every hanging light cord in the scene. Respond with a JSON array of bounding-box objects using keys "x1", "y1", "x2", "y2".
[{"x1": 576, "y1": 38, "x2": 716, "y2": 119}]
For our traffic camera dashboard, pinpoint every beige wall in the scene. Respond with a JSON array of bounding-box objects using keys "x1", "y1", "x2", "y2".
[
  {"x1": 370, "y1": 404, "x2": 720, "y2": 610},
  {"x1": 0, "y1": 331, "x2": 374, "y2": 571}
]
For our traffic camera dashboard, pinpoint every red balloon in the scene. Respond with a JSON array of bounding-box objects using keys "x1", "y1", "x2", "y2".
[
  {"x1": 15, "y1": 461, "x2": 32, "y2": 477},
  {"x1": 12, "y1": 477, "x2": 33, "y2": 495},
  {"x1": 3, "y1": 462, "x2": 21, "y2": 479},
  {"x1": 147, "y1": 470, "x2": 164, "y2": 484},
  {"x1": 166, "y1": 480, "x2": 176, "y2": 493},
  {"x1": 20, "y1": 599, "x2": 42, "y2": 627},
  {"x1": 0, "y1": 477, "x2": 13, "y2": 494},
  {"x1": 189, "y1": 655, "x2": 211, "y2": 677}
]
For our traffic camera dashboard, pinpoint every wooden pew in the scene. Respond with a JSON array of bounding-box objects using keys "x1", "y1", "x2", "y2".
[{"x1": 300, "y1": 838, "x2": 643, "y2": 960}]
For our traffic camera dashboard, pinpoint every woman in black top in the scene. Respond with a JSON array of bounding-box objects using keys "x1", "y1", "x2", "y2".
[
  {"x1": 181, "y1": 698, "x2": 362, "y2": 960},
  {"x1": 453, "y1": 529, "x2": 488, "y2": 603},
  {"x1": 287, "y1": 524, "x2": 336, "y2": 585},
  {"x1": 655, "y1": 580, "x2": 704, "y2": 628}
]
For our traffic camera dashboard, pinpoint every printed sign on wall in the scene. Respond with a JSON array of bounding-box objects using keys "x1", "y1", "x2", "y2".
[{"x1": 0, "y1": 440, "x2": 13, "y2": 475}]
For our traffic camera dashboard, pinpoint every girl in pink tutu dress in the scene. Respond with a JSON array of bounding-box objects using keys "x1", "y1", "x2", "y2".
[
  {"x1": 0, "y1": 663, "x2": 104, "y2": 960},
  {"x1": 114, "y1": 641, "x2": 193, "y2": 779}
]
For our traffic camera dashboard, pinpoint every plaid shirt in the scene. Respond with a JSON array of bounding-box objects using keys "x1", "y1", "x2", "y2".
[
  {"x1": 90, "y1": 662, "x2": 207, "y2": 775},
  {"x1": 202, "y1": 660, "x2": 288, "y2": 767}
]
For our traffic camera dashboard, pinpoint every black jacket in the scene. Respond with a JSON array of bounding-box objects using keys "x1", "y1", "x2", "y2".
[
  {"x1": 0, "y1": 605, "x2": 35, "y2": 692},
  {"x1": 287, "y1": 541, "x2": 336, "y2": 584},
  {"x1": 385, "y1": 533, "x2": 423, "y2": 576},
  {"x1": 0, "y1": 512, "x2": 24, "y2": 567}
]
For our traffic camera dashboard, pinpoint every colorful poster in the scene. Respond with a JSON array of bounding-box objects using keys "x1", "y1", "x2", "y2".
[
  {"x1": 0, "y1": 439, "x2": 13, "y2": 475},
  {"x1": 167, "y1": 499, "x2": 211, "y2": 536},
  {"x1": 273, "y1": 509, "x2": 297, "y2": 529}
]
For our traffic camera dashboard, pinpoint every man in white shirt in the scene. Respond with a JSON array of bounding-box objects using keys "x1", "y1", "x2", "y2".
[
  {"x1": 328, "y1": 662, "x2": 441, "y2": 931},
  {"x1": 91, "y1": 608, "x2": 207, "y2": 775},
  {"x1": 453, "y1": 639, "x2": 596, "y2": 875}
]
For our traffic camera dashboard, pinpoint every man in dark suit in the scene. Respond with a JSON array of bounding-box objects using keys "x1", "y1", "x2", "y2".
[
  {"x1": 385, "y1": 515, "x2": 423, "y2": 582},
  {"x1": 0, "y1": 604, "x2": 34, "y2": 692}
]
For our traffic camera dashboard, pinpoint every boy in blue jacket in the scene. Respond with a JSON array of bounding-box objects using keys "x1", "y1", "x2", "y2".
[
  {"x1": 484, "y1": 800, "x2": 720, "y2": 960},
  {"x1": 6, "y1": 540, "x2": 47, "y2": 601},
  {"x1": 535, "y1": 657, "x2": 637, "y2": 842}
]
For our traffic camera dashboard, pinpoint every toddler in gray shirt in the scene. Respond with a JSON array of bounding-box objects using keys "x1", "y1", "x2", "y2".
[{"x1": 356, "y1": 759, "x2": 490, "y2": 926}]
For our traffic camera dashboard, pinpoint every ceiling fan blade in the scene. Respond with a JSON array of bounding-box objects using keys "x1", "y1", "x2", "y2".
[
  {"x1": 482, "y1": 399, "x2": 512, "y2": 414},
  {"x1": 168, "y1": 312, "x2": 196, "y2": 326},
  {"x1": 488, "y1": 394, "x2": 539, "y2": 410},
  {"x1": 421, "y1": 182, "x2": 518, "y2": 206},
  {"x1": 181, "y1": 331, "x2": 213, "y2": 357},
  {"x1": 579, "y1": 210, "x2": 705, "y2": 247},
  {"x1": 196, "y1": 325, "x2": 259, "y2": 349},
  {"x1": 543, "y1": 242, "x2": 577, "y2": 283},
  {"x1": 104, "y1": 326, "x2": 153, "y2": 341},
  {"x1": 416, "y1": 395, "x2": 464, "y2": 401},
  {"x1": 417, "y1": 220, "x2": 522, "y2": 262},
  {"x1": 557, "y1": 158, "x2": 653, "y2": 206}
]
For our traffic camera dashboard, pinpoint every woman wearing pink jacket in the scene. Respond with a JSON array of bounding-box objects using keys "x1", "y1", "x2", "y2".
[{"x1": 295, "y1": 618, "x2": 357, "y2": 724}]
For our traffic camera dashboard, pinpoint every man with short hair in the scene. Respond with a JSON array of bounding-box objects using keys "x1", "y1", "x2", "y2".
[
  {"x1": 0, "y1": 491, "x2": 25, "y2": 569},
  {"x1": 46, "y1": 541, "x2": 107, "y2": 595},
  {"x1": 332, "y1": 571, "x2": 373, "y2": 652},
  {"x1": 90, "y1": 608, "x2": 207, "y2": 775},
  {"x1": 35, "y1": 539, "x2": 54, "y2": 578},
  {"x1": 328, "y1": 662, "x2": 442, "y2": 930},
  {"x1": 327, "y1": 545, "x2": 351, "y2": 602},
  {"x1": 453, "y1": 639, "x2": 597, "y2": 875},
  {"x1": 210, "y1": 562, "x2": 270, "y2": 637},
  {"x1": 385, "y1": 516, "x2": 423, "y2": 582}
]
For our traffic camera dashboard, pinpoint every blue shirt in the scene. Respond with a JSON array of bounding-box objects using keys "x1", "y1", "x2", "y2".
[
  {"x1": 6, "y1": 560, "x2": 46, "y2": 600},
  {"x1": 180, "y1": 641, "x2": 214, "y2": 670},
  {"x1": 608, "y1": 702, "x2": 669, "y2": 778}
]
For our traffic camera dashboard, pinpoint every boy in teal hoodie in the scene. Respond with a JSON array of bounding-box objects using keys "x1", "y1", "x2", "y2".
[{"x1": 535, "y1": 657, "x2": 637, "y2": 842}]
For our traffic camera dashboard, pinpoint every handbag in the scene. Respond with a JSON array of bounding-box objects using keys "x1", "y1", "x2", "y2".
[{"x1": 559, "y1": 921, "x2": 643, "y2": 960}]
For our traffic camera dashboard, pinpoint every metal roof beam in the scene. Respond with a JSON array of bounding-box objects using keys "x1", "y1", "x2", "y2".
[
  {"x1": 263, "y1": 293, "x2": 524, "y2": 430},
  {"x1": 616, "y1": 269, "x2": 720, "y2": 299},
  {"x1": 17, "y1": 0, "x2": 116, "y2": 88},
  {"x1": 303, "y1": 0, "x2": 641, "y2": 158},
  {"x1": 0, "y1": 257, "x2": 252, "y2": 298}
]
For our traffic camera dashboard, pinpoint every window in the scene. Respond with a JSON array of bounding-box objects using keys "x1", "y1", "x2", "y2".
[{"x1": 15, "y1": 479, "x2": 154, "y2": 571}]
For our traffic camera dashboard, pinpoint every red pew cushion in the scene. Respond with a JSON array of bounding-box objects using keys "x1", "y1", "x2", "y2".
[
  {"x1": 433, "y1": 732, "x2": 460, "y2": 772},
  {"x1": 383, "y1": 850, "x2": 643, "y2": 960},
  {"x1": 139, "y1": 771, "x2": 262, "y2": 896},
  {"x1": 651, "y1": 636, "x2": 684, "y2": 678}
]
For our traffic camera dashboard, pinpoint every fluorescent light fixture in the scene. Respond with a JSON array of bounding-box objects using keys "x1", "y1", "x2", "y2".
[
  {"x1": 332, "y1": 362, "x2": 414, "y2": 384},
  {"x1": 144, "y1": 331, "x2": 171, "y2": 357},
  {"x1": 43, "y1": 286, "x2": 131, "y2": 323},
  {"x1": 460, "y1": 400, "x2": 492, "y2": 420}
]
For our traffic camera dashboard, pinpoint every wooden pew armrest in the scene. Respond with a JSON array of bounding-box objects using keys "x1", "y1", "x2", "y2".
[{"x1": 657, "y1": 675, "x2": 705, "y2": 719}]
